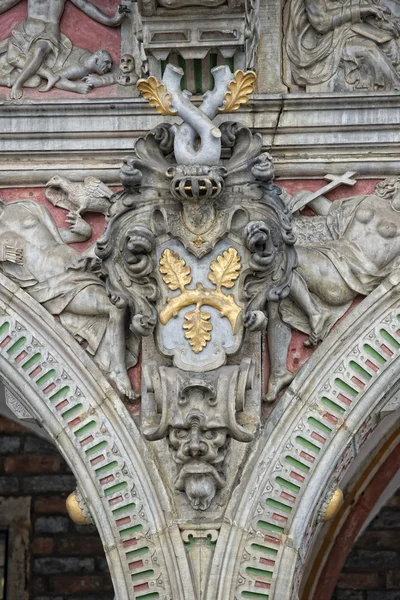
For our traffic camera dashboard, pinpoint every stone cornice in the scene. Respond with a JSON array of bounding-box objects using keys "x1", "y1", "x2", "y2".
[{"x1": 1, "y1": 91, "x2": 400, "y2": 185}]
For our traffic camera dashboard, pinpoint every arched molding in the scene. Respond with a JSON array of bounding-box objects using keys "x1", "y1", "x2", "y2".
[
  {"x1": 308, "y1": 429, "x2": 400, "y2": 599},
  {"x1": 0, "y1": 273, "x2": 193, "y2": 600},
  {"x1": 208, "y1": 272, "x2": 400, "y2": 600}
]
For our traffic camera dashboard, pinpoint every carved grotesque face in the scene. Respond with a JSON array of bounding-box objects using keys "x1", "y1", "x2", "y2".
[
  {"x1": 251, "y1": 152, "x2": 275, "y2": 182},
  {"x1": 175, "y1": 461, "x2": 226, "y2": 511},
  {"x1": 169, "y1": 410, "x2": 228, "y2": 510},
  {"x1": 120, "y1": 54, "x2": 135, "y2": 74},
  {"x1": 244, "y1": 221, "x2": 276, "y2": 267},
  {"x1": 169, "y1": 422, "x2": 228, "y2": 464},
  {"x1": 120, "y1": 157, "x2": 143, "y2": 188}
]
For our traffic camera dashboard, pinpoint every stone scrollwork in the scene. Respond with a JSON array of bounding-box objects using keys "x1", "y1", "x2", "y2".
[
  {"x1": 142, "y1": 359, "x2": 256, "y2": 510},
  {"x1": 96, "y1": 220, "x2": 158, "y2": 363},
  {"x1": 284, "y1": 0, "x2": 400, "y2": 91}
]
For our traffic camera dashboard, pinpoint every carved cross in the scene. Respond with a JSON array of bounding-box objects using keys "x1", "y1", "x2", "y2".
[{"x1": 291, "y1": 171, "x2": 357, "y2": 213}]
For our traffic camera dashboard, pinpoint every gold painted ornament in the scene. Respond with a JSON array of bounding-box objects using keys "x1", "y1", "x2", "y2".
[
  {"x1": 66, "y1": 491, "x2": 91, "y2": 525},
  {"x1": 137, "y1": 76, "x2": 177, "y2": 116},
  {"x1": 322, "y1": 488, "x2": 344, "y2": 522},
  {"x1": 218, "y1": 70, "x2": 257, "y2": 113},
  {"x1": 159, "y1": 248, "x2": 242, "y2": 353}
]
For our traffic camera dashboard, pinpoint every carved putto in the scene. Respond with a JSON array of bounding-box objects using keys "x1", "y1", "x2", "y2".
[{"x1": 0, "y1": 0, "x2": 129, "y2": 99}]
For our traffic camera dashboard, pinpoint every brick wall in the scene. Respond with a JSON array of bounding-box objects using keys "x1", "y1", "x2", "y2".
[
  {"x1": 0, "y1": 415, "x2": 114, "y2": 599},
  {"x1": 333, "y1": 488, "x2": 400, "y2": 600}
]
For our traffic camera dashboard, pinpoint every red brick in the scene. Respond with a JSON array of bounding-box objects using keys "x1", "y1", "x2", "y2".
[
  {"x1": 32, "y1": 537, "x2": 54, "y2": 555},
  {"x1": 34, "y1": 495, "x2": 68, "y2": 514},
  {"x1": 32, "y1": 576, "x2": 48, "y2": 594},
  {"x1": 0, "y1": 416, "x2": 27, "y2": 434},
  {"x1": 386, "y1": 570, "x2": 400, "y2": 588},
  {"x1": 56, "y1": 536, "x2": 104, "y2": 555},
  {"x1": 355, "y1": 531, "x2": 400, "y2": 551},
  {"x1": 336, "y1": 572, "x2": 380, "y2": 589},
  {"x1": 51, "y1": 575, "x2": 113, "y2": 594},
  {"x1": 4, "y1": 455, "x2": 62, "y2": 474}
]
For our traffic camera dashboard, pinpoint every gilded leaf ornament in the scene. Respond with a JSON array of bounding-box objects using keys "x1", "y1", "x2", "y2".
[
  {"x1": 218, "y1": 70, "x2": 257, "y2": 113},
  {"x1": 208, "y1": 248, "x2": 241, "y2": 289},
  {"x1": 137, "y1": 76, "x2": 177, "y2": 116},
  {"x1": 160, "y1": 248, "x2": 192, "y2": 291},
  {"x1": 159, "y1": 248, "x2": 242, "y2": 353},
  {"x1": 183, "y1": 308, "x2": 212, "y2": 354}
]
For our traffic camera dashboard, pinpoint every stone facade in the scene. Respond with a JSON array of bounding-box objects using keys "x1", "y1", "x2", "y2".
[{"x1": 0, "y1": 1, "x2": 399, "y2": 599}]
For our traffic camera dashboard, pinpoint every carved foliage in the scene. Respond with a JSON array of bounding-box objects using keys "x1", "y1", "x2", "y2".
[
  {"x1": 137, "y1": 76, "x2": 177, "y2": 116},
  {"x1": 159, "y1": 247, "x2": 243, "y2": 353},
  {"x1": 218, "y1": 70, "x2": 257, "y2": 113}
]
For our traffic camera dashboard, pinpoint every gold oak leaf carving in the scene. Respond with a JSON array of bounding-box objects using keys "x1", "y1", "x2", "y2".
[
  {"x1": 159, "y1": 248, "x2": 243, "y2": 353},
  {"x1": 183, "y1": 308, "x2": 212, "y2": 353},
  {"x1": 160, "y1": 248, "x2": 192, "y2": 291},
  {"x1": 208, "y1": 247, "x2": 241, "y2": 290},
  {"x1": 218, "y1": 70, "x2": 257, "y2": 114},
  {"x1": 137, "y1": 76, "x2": 177, "y2": 116}
]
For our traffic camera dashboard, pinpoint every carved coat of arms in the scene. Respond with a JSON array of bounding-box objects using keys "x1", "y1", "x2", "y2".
[{"x1": 95, "y1": 63, "x2": 297, "y2": 511}]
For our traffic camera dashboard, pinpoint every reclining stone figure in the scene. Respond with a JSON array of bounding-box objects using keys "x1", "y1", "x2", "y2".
[
  {"x1": 0, "y1": 197, "x2": 138, "y2": 400},
  {"x1": 0, "y1": 0, "x2": 128, "y2": 98}
]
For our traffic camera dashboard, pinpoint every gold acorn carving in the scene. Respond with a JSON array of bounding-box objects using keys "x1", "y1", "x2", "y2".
[
  {"x1": 322, "y1": 488, "x2": 344, "y2": 522},
  {"x1": 66, "y1": 491, "x2": 91, "y2": 525}
]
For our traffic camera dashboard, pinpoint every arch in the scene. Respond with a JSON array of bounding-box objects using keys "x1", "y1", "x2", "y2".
[
  {"x1": 308, "y1": 433, "x2": 400, "y2": 599},
  {"x1": 207, "y1": 272, "x2": 400, "y2": 600},
  {"x1": 0, "y1": 273, "x2": 193, "y2": 600}
]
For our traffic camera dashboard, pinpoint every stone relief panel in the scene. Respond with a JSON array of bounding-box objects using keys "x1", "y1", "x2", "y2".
[
  {"x1": 2, "y1": 173, "x2": 398, "y2": 407},
  {"x1": 3, "y1": 64, "x2": 400, "y2": 600},
  {"x1": 284, "y1": 0, "x2": 400, "y2": 91},
  {"x1": 0, "y1": 0, "x2": 139, "y2": 100},
  {"x1": 2, "y1": 161, "x2": 400, "y2": 596},
  {"x1": 0, "y1": 195, "x2": 141, "y2": 399}
]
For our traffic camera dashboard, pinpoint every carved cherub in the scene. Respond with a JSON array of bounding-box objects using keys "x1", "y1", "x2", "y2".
[{"x1": 0, "y1": 0, "x2": 129, "y2": 99}]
